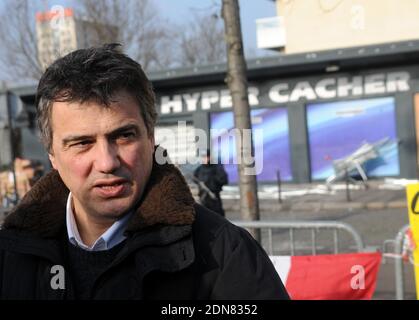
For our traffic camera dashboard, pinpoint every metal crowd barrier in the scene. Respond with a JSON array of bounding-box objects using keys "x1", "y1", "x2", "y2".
[
  {"x1": 231, "y1": 220, "x2": 364, "y2": 256},
  {"x1": 381, "y1": 224, "x2": 417, "y2": 300},
  {"x1": 394, "y1": 224, "x2": 410, "y2": 300},
  {"x1": 382, "y1": 224, "x2": 411, "y2": 300}
]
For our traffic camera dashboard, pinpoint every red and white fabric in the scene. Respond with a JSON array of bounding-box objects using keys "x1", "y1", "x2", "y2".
[{"x1": 270, "y1": 252, "x2": 382, "y2": 300}]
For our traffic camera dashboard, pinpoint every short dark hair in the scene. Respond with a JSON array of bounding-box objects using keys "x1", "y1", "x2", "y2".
[{"x1": 35, "y1": 43, "x2": 157, "y2": 153}]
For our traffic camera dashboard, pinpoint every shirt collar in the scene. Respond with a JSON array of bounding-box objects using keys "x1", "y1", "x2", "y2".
[{"x1": 66, "y1": 192, "x2": 132, "y2": 251}]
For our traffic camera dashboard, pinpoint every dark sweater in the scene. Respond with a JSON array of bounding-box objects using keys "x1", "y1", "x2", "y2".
[{"x1": 66, "y1": 241, "x2": 126, "y2": 299}]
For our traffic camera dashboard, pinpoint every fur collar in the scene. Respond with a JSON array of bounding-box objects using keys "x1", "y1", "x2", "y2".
[{"x1": 3, "y1": 159, "x2": 196, "y2": 238}]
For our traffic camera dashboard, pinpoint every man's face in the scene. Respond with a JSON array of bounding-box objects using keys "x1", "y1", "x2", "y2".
[{"x1": 49, "y1": 91, "x2": 155, "y2": 223}]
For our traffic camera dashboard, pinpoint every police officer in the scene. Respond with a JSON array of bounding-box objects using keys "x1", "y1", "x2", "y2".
[{"x1": 193, "y1": 149, "x2": 228, "y2": 216}]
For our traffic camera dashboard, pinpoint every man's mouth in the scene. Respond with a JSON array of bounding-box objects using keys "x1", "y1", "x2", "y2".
[
  {"x1": 94, "y1": 179, "x2": 129, "y2": 197},
  {"x1": 99, "y1": 184, "x2": 122, "y2": 190},
  {"x1": 94, "y1": 178, "x2": 128, "y2": 187}
]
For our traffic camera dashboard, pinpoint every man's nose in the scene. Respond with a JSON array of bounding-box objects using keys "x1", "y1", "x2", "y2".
[{"x1": 94, "y1": 141, "x2": 121, "y2": 173}]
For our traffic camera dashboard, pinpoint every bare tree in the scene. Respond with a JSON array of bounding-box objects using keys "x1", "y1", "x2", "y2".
[
  {"x1": 0, "y1": 0, "x2": 43, "y2": 81},
  {"x1": 0, "y1": 0, "x2": 175, "y2": 83},
  {"x1": 222, "y1": 0, "x2": 260, "y2": 241},
  {"x1": 177, "y1": 11, "x2": 226, "y2": 67},
  {"x1": 75, "y1": 0, "x2": 175, "y2": 71},
  {"x1": 74, "y1": 0, "x2": 120, "y2": 46}
]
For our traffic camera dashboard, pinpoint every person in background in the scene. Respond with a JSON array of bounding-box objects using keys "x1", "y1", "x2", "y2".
[
  {"x1": 193, "y1": 149, "x2": 228, "y2": 217},
  {"x1": 26, "y1": 160, "x2": 45, "y2": 187},
  {"x1": 0, "y1": 158, "x2": 34, "y2": 208}
]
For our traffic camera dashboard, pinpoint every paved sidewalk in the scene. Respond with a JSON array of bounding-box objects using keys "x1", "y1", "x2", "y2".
[{"x1": 216, "y1": 179, "x2": 410, "y2": 213}]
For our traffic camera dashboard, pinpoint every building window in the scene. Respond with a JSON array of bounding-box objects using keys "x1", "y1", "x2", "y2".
[
  {"x1": 306, "y1": 96, "x2": 400, "y2": 180},
  {"x1": 210, "y1": 107, "x2": 292, "y2": 183}
]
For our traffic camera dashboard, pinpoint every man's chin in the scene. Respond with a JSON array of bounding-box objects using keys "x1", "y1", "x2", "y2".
[{"x1": 92, "y1": 199, "x2": 136, "y2": 219}]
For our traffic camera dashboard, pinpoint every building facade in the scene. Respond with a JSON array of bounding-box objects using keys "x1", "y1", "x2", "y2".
[
  {"x1": 2, "y1": 40, "x2": 419, "y2": 185},
  {"x1": 35, "y1": 8, "x2": 118, "y2": 70},
  {"x1": 270, "y1": 0, "x2": 419, "y2": 54},
  {"x1": 36, "y1": 8, "x2": 78, "y2": 70}
]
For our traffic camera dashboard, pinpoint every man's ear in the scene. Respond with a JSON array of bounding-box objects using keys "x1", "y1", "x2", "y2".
[{"x1": 48, "y1": 153, "x2": 57, "y2": 170}]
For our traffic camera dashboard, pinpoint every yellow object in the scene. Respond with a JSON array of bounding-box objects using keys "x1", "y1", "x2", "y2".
[{"x1": 406, "y1": 184, "x2": 419, "y2": 300}]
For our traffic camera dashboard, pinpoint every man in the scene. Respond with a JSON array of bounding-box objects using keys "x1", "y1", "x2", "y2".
[
  {"x1": 0, "y1": 44, "x2": 289, "y2": 300},
  {"x1": 193, "y1": 149, "x2": 228, "y2": 216}
]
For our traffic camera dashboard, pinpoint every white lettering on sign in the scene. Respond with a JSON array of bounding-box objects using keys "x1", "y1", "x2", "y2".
[
  {"x1": 387, "y1": 71, "x2": 410, "y2": 92},
  {"x1": 289, "y1": 81, "x2": 317, "y2": 101},
  {"x1": 183, "y1": 92, "x2": 200, "y2": 112},
  {"x1": 337, "y1": 76, "x2": 363, "y2": 97},
  {"x1": 201, "y1": 90, "x2": 219, "y2": 110},
  {"x1": 159, "y1": 71, "x2": 410, "y2": 114},
  {"x1": 269, "y1": 83, "x2": 289, "y2": 103},
  {"x1": 364, "y1": 74, "x2": 386, "y2": 94},
  {"x1": 220, "y1": 89, "x2": 232, "y2": 109},
  {"x1": 217, "y1": 87, "x2": 260, "y2": 109},
  {"x1": 315, "y1": 78, "x2": 337, "y2": 99},
  {"x1": 248, "y1": 87, "x2": 260, "y2": 106},
  {"x1": 161, "y1": 95, "x2": 182, "y2": 114}
]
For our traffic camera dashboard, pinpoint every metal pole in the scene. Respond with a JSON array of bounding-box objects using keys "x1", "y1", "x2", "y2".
[
  {"x1": 277, "y1": 169, "x2": 282, "y2": 204},
  {"x1": 289, "y1": 228, "x2": 295, "y2": 255},
  {"x1": 6, "y1": 92, "x2": 18, "y2": 205},
  {"x1": 333, "y1": 229, "x2": 339, "y2": 254},
  {"x1": 311, "y1": 229, "x2": 317, "y2": 255},
  {"x1": 395, "y1": 224, "x2": 409, "y2": 300},
  {"x1": 268, "y1": 228, "x2": 273, "y2": 255},
  {"x1": 345, "y1": 168, "x2": 351, "y2": 202}
]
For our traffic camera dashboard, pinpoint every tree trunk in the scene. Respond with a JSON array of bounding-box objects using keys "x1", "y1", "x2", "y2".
[{"x1": 221, "y1": 0, "x2": 260, "y2": 241}]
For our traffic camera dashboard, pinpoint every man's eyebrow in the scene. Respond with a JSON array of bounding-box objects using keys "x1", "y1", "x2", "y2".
[
  {"x1": 62, "y1": 135, "x2": 94, "y2": 147},
  {"x1": 61, "y1": 124, "x2": 140, "y2": 147},
  {"x1": 106, "y1": 124, "x2": 140, "y2": 138}
]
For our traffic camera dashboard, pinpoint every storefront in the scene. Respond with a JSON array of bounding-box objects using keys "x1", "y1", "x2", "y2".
[
  {"x1": 3, "y1": 40, "x2": 419, "y2": 184},
  {"x1": 152, "y1": 40, "x2": 419, "y2": 184}
]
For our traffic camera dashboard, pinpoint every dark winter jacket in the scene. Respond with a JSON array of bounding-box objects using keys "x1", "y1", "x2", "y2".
[
  {"x1": 0, "y1": 161, "x2": 289, "y2": 300},
  {"x1": 193, "y1": 164, "x2": 228, "y2": 195}
]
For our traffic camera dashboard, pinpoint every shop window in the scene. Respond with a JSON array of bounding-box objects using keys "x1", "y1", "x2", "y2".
[
  {"x1": 210, "y1": 108, "x2": 292, "y2": 183},
  {"x1": 307, "y1": 97, "x2": 400, "y2": 180}
]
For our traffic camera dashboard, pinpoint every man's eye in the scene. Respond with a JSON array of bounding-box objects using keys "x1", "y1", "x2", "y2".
[
  {"x1": 71, "y1": 140, "x2": 92, "y2": 147},
  {"x1": 119, "y1": 131, "x2": 136, "y2": 139}
]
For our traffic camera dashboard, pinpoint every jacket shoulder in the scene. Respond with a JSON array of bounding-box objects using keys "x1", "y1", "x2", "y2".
[
  {"x1": 192, "y1": 203, "x2": 251, "y2": 249},
  {"x1": 191, "y1": 203, "x2": 290, "y2": 300}
]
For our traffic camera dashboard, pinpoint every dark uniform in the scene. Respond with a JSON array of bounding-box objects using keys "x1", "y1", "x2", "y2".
[{"x1": 193, "y1": 163, "x2": 228, "y2": 216}]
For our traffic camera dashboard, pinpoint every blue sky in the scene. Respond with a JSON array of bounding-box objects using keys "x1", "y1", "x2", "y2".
[{"x1": 153, "y1": 0, "x2": 277, "y2": 56}]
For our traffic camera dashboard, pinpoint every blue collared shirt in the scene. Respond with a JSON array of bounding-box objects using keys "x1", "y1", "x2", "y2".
[{"x1": 66, "y1": 192, "x2": 132, "y2": 251}]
